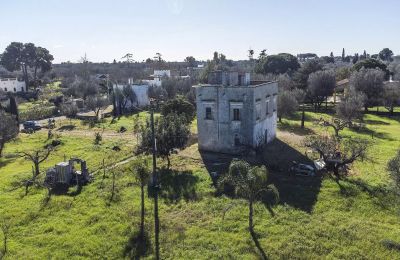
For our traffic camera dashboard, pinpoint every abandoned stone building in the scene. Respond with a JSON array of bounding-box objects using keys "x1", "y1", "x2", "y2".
[{"x1": 194, "y1": 71, "x2": 278, "y2": 154}]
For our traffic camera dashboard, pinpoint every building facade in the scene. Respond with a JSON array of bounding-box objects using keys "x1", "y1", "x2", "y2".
[
  {"x1": 194, "y1": 71, "x2": 278, "y2": 154},
  {"x1": 113, "y1": 84, "x2": 150, "y2": 108},
  {"x1": 0, "y1": 78, "x2": 26, "y2": 93}
]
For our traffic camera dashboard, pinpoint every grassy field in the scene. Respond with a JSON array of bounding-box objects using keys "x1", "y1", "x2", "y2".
[{"x1": 1, "y1": 110, "x2": 400, "y2": 259}]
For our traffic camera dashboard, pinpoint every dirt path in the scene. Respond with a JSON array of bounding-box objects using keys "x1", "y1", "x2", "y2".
[{"x1": 55, "y1": 129, "x2": 136, "y2": 141}]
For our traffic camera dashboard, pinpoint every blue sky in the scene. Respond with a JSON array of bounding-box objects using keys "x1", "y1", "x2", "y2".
[{"x1": 1, "y1": 0, "x2": 399, "y2": 63}]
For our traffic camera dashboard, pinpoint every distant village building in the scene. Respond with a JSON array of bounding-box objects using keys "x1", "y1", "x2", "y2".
[
  {"x1": 0, "y1": 78, "x2": 26, "y2": 93},
  {"x1": 194, "y1": 71, "x2": 278, "y2": 154},
  {"x1": 113, "y1": 82, "x2": 150, "y2": 108},
  {"x1": 142, "y1": 70, "x2": 171, "y2": 87}
]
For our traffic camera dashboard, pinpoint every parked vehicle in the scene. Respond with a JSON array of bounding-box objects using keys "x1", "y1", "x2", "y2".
[
  {"x1": 289, "y1": 161, "x2": 316, "y2": 177},
  {"x1": 23, "y1": 121, "x2": 42, "y2": 131}
]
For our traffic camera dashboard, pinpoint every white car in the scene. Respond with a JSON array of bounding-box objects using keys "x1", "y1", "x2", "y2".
[{"x1": 289, "y1": 162, "x2": 316, "y2": 177}]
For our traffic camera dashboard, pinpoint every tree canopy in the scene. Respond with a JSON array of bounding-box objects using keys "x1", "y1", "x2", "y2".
[
  {"x1": 255, "y1": 53, "x2": 300, "y2": 75},
  {"x1": 379, "y1": 48, "x2": 394, "y2": 62},
  {"x1": 353, "y1": 58, "x2": 389, "y2": 78},
  {"x1": 161, "y1": 96, "x2": 195, "y2": 123},
  {"x1": 350, "y1": 68, "x2": 385, "y2": 110},
  {"x1": 0, "y1": 42, "x2": 54, "y2": 88}
]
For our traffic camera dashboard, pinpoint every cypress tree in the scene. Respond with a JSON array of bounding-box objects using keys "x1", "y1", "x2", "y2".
[
  {"x1": 9, "y1": 95, "x2": 19, "y2": 127},
  {"x1": 342, "y1": 48, "x2": 345, "y2": 61}
]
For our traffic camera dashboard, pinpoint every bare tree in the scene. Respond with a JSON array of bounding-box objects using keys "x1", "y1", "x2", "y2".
[
  {"x1": 20, "y1": 146, "x2": 54, "y2": 194},
  {"x1": 319, "y1": 87, "x2": 366, "y2": 136}
]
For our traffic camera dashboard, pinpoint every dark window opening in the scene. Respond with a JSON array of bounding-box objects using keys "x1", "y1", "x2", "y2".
[
  {"x1": 13, "y1": 88, "x2": 16, "y2": 92},
  {"x1": 233, "y1": 108, "x2": 240, "y2": 121},
  {"x1": 4, "y1": 88, "x2": 7, "y2": 92},
  {"x1": 266, "y1": 101, "x2": 269, "y2": 115},
  {"x1": 234, "y1": 135, "x2": 240, "y2": 146},
  {"x1": 205, "y1": 107, "x2": 212, "y2": 120}
]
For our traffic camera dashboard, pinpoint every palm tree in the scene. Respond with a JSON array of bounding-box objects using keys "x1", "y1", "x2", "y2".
[
  {"x1": 220, "y1": 159, "x2": 279, "y2": 260},
  {"x1": 130, "y1": 157, "x2": 151, "y2": 240}
]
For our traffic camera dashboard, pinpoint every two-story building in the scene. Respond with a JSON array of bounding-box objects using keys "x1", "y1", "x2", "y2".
[
  {"x1": 0, "y1": 78, "x2": 26, "y2": 93},
  {"x1": 194, "y1": 71, "x2": 278, "y2": 154}
]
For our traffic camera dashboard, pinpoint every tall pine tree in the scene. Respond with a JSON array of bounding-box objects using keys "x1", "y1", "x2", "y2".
[{"x1": 342, "y1": 48, "x2": 345, "y2": 61}]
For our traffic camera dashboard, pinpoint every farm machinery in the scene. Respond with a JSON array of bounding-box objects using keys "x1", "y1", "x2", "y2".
[{"x1": 44, "y1": 158, "x2": 92, "y2": 190}]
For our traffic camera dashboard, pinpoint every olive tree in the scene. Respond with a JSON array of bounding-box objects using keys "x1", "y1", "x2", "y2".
[
  {"x1": 350, "y1": 68, "x2": 385, "y2": 111},
  {"x1": 319, "y1": 87, "x2": 366, "y2": 136},
  {"x1": 277, "y1": 90, "x2": 298, "y2": 122},
  {"x1": 86, "y1": 95, "x2": 110, "y2": 120},
  {"x1": 305, "y1": 135, "x2": 369, "y2": 179},
  {"x1": 307, "y1": 70, "x2": 336, "y2": 110},
  {"x1": 382, "y1": 83, "x2": 400, "y2": 116},
  {"x1": 138, "y1": 113, "x2": 190, "y2": 169}
]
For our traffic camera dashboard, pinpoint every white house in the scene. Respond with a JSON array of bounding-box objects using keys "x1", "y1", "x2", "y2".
[
  {"x1": 0, "y1": 78, "x2": 26, "y2": 93},
  {"x1": 113, "y1": 84, "x2": 150, "y2": 108},
  {"x1": 141, "y1": 70, "x2": 171, "y2": 87}
]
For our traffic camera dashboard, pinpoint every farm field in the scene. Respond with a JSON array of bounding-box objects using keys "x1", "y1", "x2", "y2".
[{"x1": 1, "y1": 110, "x2": 400, "y2": 259}]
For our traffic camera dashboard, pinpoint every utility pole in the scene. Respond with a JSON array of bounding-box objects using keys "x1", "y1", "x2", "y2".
[{"x1": 150, "y1": 107, "x2": 160, "y2": 260}]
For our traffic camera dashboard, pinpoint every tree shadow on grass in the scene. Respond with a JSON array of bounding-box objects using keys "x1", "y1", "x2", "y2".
[
  {"x1": 124, "y1": 228, "x2": 152, "y2": 260},
  {"x1": 150, "y1": 168, "x2": 199, "y2": 203},
  {"x1": 199, "y1": 138, "x2": 322, "y2": 213},
  {"x1": 56, "y1": 124, "x2": 76, "y2": 131},
  {"x1": 350, "y1": 126, "x2": 395, "y2": 141},
  {"x1": 336, "y1": 177, "x2": 391, "y2": 208},
  {"x1": 363, "y1": 119, "x2": 390, "y2": 125},
  {"x1": 278, "y1": 121, "x2": 315, "y2": 136},
  {"x1": 0, "y1": 158, "x2": 13, "y2": 168}
]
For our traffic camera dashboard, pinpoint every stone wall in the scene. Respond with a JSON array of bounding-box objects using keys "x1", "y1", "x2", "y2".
[{"x1": 195, "y1": 82, "x2": 278, "y2": 154}]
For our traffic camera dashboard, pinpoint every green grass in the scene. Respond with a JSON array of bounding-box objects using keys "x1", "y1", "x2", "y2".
[{"x1": 1, "y1": 111, "x2": 400, "y2": 259}]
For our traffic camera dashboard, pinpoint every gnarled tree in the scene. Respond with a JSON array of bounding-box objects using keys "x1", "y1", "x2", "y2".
[{"x1": 305, "y1": 135, "x2": 369, "y2": 179}]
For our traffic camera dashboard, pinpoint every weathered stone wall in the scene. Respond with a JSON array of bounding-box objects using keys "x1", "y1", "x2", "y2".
[{"x1": 195, "y1": 81, "x2": 278, "y2": 154}]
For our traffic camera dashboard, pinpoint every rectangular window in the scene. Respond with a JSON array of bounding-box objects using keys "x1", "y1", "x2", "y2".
[
  {"x1": 233, "y1": 108, "x2": 240, "y2": 121},
  {"x1": 205, "y1": 107, "x2": 212, "y2": 120},
  {"x1": 256, "y1": 103, "x2": 261, "y2": 120},
  {"x1": 266, "y1": 101, "x2": 269, "y2": 115},
  {"x1": 4, "y1": 88, "x2": 7, "y2": 92}
]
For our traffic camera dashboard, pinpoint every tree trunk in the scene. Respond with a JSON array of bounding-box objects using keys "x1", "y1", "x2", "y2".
[
  {"x1": 0, "y1": 142, "x2": 4, "y2": 158},
  {"x1": 301, "y1": 106, "x2": 305, "y2": 129},
  {"x1": 334, "y1": 127, "x2": 339, "y2": 137},
  {"x1": 278, "y1": 116, "x2": 282, "y2": 123},
  {"x1": 248, "y1": 201, "x2": 267, "y2": 260},
  {"x1": 140, "y1": 184, "x2": 145, "y2": 238},
  {"x1": 34, "y1": 65, "x2": 38, "y2": 81},
  {"x1": 34, "y1": 161, "x2": 40, "y2": 178},
  {"x1": 166, "y1": 156, "x2": 171, "y2": 170},
  {"x1": 23, "y1": 64, "x2": 29, "y2": 90},
  {"x1": 325, "y1": 97, "x2": 328, "y2": 110},
  {"x1": 3, "y1": 232, "x2": 7, "y2": 255}
]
